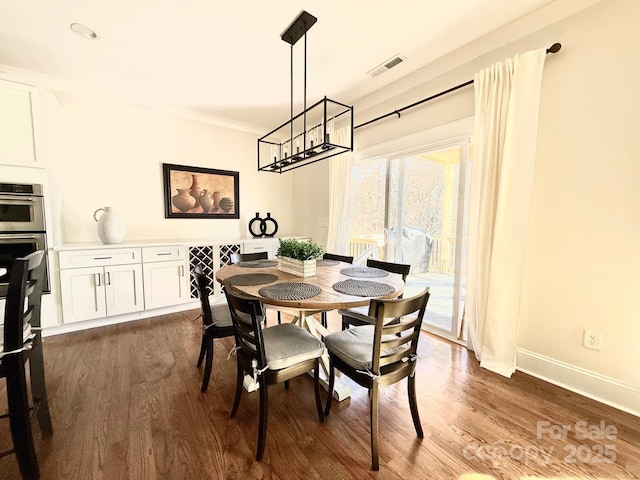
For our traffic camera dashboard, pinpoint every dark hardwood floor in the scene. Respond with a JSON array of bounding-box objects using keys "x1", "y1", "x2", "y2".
[{"x1": 1, "y1": 309, "x2": 639, "y2": 479}]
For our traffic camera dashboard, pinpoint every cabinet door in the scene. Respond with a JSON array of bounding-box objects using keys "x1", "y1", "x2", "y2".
[
  {"x1": 142, "y1": 260, "x2": 189, "y2": 309},
  {"x1": 104, "y1": 264, "x2": 144, "y2": 316},
  {"x1": 59, "y1": 266, "x2": 106, "y2": 323},
  {"x1": 0, "y1": 79, "x2": 41, "y2": 168}
]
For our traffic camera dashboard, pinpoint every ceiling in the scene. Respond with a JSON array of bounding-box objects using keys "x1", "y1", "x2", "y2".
[{"x1": 0, "y1": 1, "x2": 576, "y2": 131}]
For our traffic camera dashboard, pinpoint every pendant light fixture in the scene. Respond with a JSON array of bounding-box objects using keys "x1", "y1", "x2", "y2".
[{"x1": 258, "y1": 11, "x2": 354, "y2": 173}]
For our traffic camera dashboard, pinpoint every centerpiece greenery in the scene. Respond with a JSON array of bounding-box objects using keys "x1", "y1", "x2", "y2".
[
  {"x1": 276, "y1": 238, "x2": 325, "y2": 277},
  {"x1": 276, "y1": 238, "x2": 325, "y2": 260}
]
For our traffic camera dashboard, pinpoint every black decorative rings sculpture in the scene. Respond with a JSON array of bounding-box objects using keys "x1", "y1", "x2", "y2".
[{"x1": 248, "y1": 212, "x2": 279, "y2": 238}]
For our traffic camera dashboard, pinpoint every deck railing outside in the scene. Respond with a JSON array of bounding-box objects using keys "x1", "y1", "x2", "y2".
[
  {"x1": 349, "y1": 235, "x2": 385, "y2": 264},
  {"x1": 349, "y1": 234, "x2": 456, "y2": 273}
]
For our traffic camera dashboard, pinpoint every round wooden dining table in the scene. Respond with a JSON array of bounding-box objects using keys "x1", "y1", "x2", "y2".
[{"x1": 215, "y1": 258, "x2": 405, "y2": 400}]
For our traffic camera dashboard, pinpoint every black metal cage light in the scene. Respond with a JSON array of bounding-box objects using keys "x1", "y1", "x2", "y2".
[{"x1": 258, "y1": 11, "x2": 354, "y2": 173}]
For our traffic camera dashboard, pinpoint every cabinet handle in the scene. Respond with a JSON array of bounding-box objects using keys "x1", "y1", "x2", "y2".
[
  {"x1": 180, "y1": 265, "x2": 185, "y2": 276},
  {"x1": 95, "y1": 273, "x2": 101, "y2": 286},
  {"x1": 157, "y1": 252, "x2": 172, "y2": 256},
  {"x1": 105, "y1": 272, "x2": 111, "y2": 285},
  {"x1": 94, "y1": 256, "x2": 112, "y2": 260}
]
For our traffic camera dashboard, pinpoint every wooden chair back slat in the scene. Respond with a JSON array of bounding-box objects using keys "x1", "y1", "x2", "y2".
[
  {"x1": 366, "y1": 258, "x2": 411, "y2": 281},
  {"x1": 224, "y1": 285, "x2": 267, "y2": 367},
  {"x1": 323, "y1": 253, "x2": 354, "y2": 264},
  {"x1": 3, "y1": 251, "x2": 45, "y2": 352},
  {"x1": 368, "y1": 289, "x2": 429, "y2": 375}
]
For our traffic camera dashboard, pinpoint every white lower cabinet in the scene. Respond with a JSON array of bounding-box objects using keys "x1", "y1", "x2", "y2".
[
  {"x1": 59, "y1": 247, "x2": 145, "y2": 323},
  {"x1": 141, "y1": 245, "x2": 189, "y2": 309},
  {"x1": 59, "y1": 263, "x2": 144, "y2": 323},
  {"x1": 59, "y1": 245, "x2": 191, "y2": 323},
  {"x1": 57, "y1": 239, "x2": 302, "y2": 327}
]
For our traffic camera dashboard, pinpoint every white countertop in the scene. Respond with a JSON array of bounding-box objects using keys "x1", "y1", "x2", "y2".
[{"x1": 52, "y1": 235, "x2": 304, "y2": 251}]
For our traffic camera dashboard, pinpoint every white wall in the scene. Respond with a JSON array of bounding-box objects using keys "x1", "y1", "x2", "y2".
[
  {"x1": 292, "y1": 160, "x2": 330, "y2": 244},
  {"x1": 49, "y1": 91, "x2": 294, "y2": 243},
  {"x1": 517, "y1": 0, "x2": 640, "y2": 414},
  {"x1": 293, "y1": 0, "x2": 640, "y2": 414}
]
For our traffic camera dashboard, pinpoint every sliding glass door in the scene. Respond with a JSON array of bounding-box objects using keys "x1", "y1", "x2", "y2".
[{"x1": 349, "y1": 138, "x2": 471, "y2": 342}]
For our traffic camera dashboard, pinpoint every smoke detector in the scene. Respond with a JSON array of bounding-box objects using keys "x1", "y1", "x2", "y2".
[{"x1": 367, "y1": 54, "x2": 406, "y2": 78}]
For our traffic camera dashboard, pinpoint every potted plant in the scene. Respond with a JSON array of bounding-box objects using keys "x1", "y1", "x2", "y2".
[{"x1": 276, "y1": 238, "x2": 325, "y2": 277}]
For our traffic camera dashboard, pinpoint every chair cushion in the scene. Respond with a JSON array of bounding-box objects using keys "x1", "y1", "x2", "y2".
[
  {"x1": 210, "y1": 303, "x2": 233, "y2": 328},
  {"x1": 262, "y1": 323, "x2": 325, "y2": 370},
  {"x1": 324, "y1": 325, "x2": 408, "y2": 371},
  {"x1": 211, "y1": 296, "x2": 264, "y2": 327}
]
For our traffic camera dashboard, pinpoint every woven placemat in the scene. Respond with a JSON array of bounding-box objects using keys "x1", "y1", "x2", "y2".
[
  {"x1": 332, "y1": 279, "x2": 394, "y2": 297},
  {"x1": 237, "y1": 260, "x2": 278, "y2": 268},
  {"x1": 316, "y1": 259, "x2": 339, "y2": 267},
  {"x1": 340, "y1": 266, "x2": 389, "y2": 278},
  {"x1": 226, "y1": 273, "x2": 278, "y2": 286},
  {"x1": 258, "y1": 282, "x2": 321, "y2": 301}
]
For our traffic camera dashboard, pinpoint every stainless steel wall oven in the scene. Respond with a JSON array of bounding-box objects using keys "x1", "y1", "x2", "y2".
[{"x1": 0, "y1": 183, "x2": 49, "y2": 294}]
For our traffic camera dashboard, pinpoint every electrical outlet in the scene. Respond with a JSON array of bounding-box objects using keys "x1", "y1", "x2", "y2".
[{"x1": 583, "y1": 329, "x2": 602, "y2": 350}]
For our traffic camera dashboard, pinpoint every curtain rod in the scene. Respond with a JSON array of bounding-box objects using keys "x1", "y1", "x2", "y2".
[{"x1": 354, "y1": 43, "x2": 562, "y2": 130}]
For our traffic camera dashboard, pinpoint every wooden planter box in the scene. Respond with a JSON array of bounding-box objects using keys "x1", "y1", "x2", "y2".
[{"x1": 277, "y1": 257, "x2": 316, "y2": 277}]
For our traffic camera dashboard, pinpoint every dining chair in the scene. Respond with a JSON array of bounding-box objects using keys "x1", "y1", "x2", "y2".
[
  {"x1": 192, "y1": 266, "x2": 235, "y2": 392},
  {"x1": 1, "y1": 251, "x2": 53, "y2": 480},
  {"x1": 230, "y1": 251, "x2": 281, "y2": 325},
  {"x1": 320, "y1": 253, "x2": 354, "y2": 328},
  {"x1": 224, "y1": 285, "x2": 325, "y2": 461},
  {"x1": 229, "y1": 252, "x2": 268, "y2": 264},
  {"x1": 339, "y1": 258, "x2": 411, "y2": 330},
  {"x1": 324, "y1": 288, "x2": 430, "y2": 470}
]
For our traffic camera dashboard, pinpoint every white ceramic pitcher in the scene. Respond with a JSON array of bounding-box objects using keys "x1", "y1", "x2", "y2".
[{"x1": 93, "y1": 207, "x2": 126, "y2": 244}]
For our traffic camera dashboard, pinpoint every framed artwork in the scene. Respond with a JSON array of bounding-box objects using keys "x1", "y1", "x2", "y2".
[{"x1": 163, "y1": 163, "x2": 239, "y2": 219}]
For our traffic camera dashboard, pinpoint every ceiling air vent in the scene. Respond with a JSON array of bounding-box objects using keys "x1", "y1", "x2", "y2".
[{"x1": 367, "y1": 54, "x2": 406, "y2": 78}]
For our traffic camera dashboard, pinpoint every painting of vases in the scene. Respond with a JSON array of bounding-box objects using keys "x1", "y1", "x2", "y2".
[{"x1": 163, "y1": 163, "x2": 240, "y2": 219}]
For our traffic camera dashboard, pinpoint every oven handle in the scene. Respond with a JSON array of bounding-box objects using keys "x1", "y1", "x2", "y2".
[
  {"x1": 0, "y1": 234, "x2": 40, "y2": 240},
  {"x1": 1, "y1": 196, "x2": 37, "y2": 203}
]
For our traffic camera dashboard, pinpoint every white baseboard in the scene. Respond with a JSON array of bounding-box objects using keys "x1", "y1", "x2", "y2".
[{"x1": 516, "y1": 348, "x2": 640, "y2": 417}]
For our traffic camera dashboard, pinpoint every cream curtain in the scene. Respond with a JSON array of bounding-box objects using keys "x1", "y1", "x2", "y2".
[
  {"x1": 466, "y1": 48, "x2": 547, "y2": 377},
  {"x1": 326, "y1": 127, "x2": 353, "y2": 254}
]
